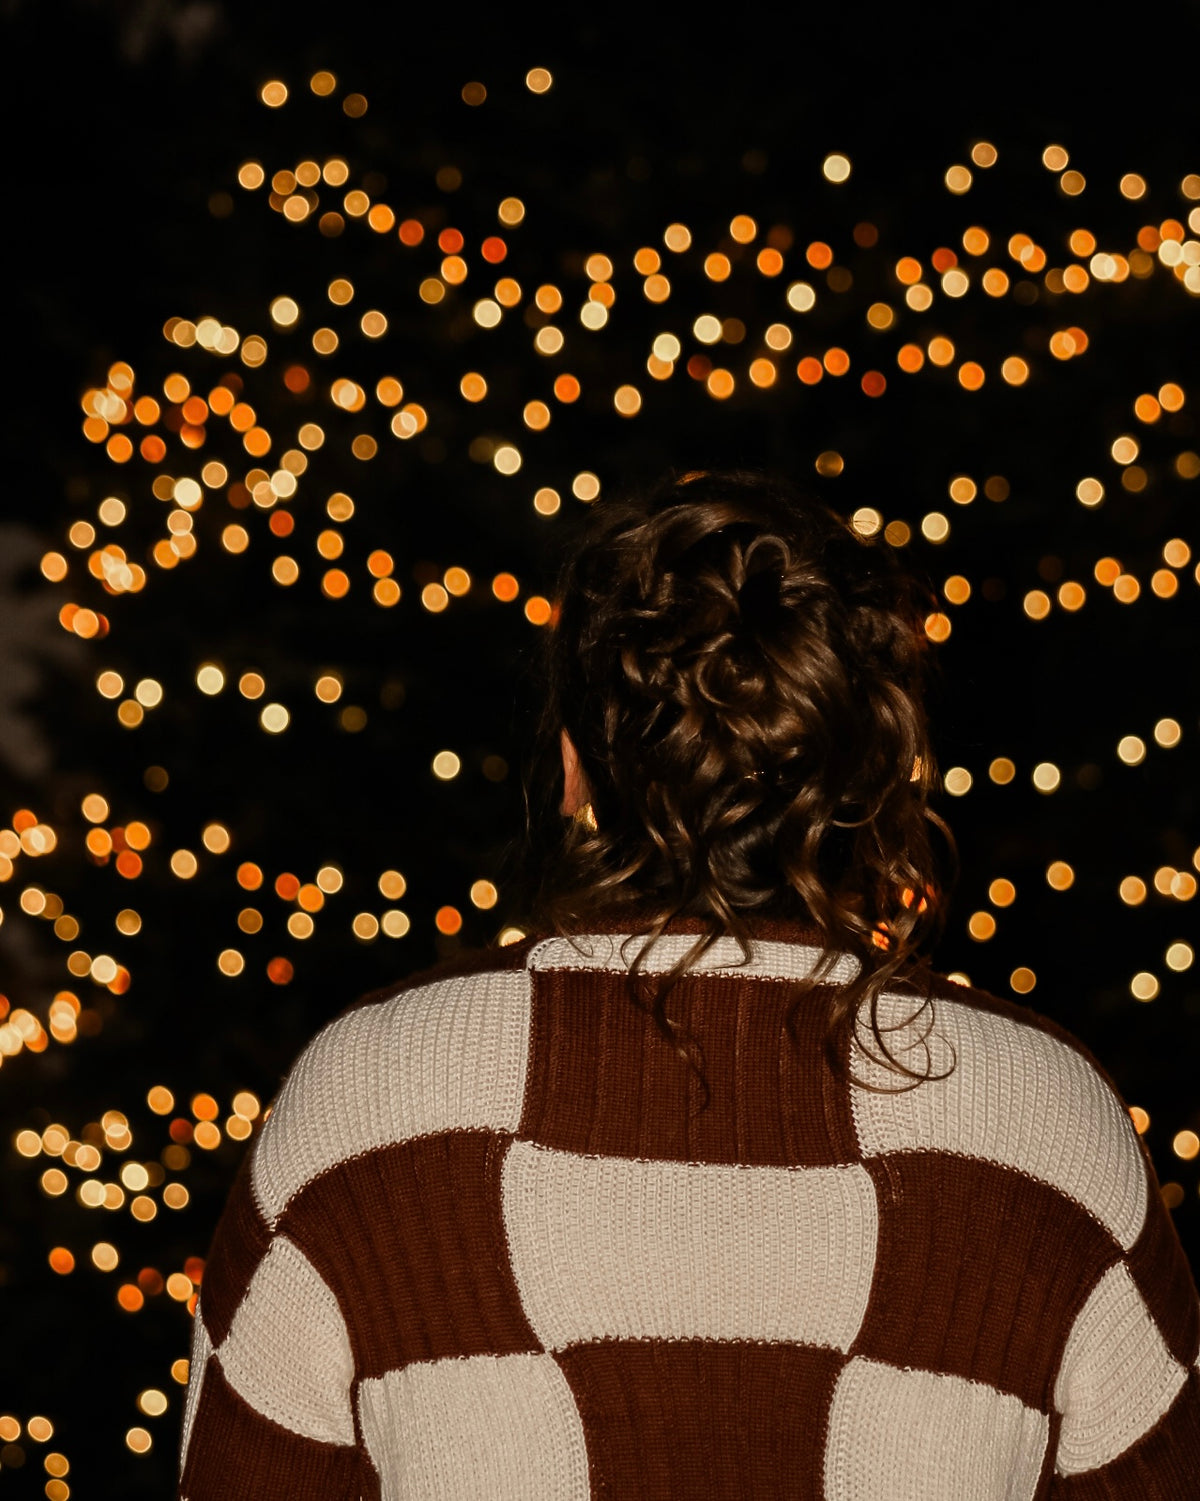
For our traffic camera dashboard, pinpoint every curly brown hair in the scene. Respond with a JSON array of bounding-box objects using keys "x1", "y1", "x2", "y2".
[{"x1": 521, "y1": 466, "x2": 957, "y2": 1098}]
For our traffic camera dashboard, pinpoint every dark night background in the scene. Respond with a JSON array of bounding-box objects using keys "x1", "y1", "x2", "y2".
[{"x1": 1, "y1": 3, "x2": 1198, "y2": 1493}]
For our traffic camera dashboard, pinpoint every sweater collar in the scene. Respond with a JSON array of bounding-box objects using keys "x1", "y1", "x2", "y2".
[{"x1": 526, "y1": 900, "x2": 832, "y2": 953}]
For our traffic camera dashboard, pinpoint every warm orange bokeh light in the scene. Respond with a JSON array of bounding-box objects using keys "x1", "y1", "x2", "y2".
[
  {"x1": 297, "y1": 883, "x2": 324, "y2": 912},
  {"x1": 806, "y1": 241, "x2": 833, "y2": 269},
  {"x1": 553, "y1": 374, "x2": 581, "y2": 403}
]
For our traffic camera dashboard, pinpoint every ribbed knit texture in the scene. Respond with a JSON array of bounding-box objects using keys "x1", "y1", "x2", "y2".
[{"x1": 178, "y1": 915, "x2": 1200, "y2": 1499}]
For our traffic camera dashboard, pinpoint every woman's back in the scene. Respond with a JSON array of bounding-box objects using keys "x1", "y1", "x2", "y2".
[{"x1": 177, "y1": 913, "x2": 1200, "y2": 1499}]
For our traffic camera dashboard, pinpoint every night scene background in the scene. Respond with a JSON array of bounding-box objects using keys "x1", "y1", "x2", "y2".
[{"x1": 1, "y1": 4, "x2": 1198, "y2": 1494}]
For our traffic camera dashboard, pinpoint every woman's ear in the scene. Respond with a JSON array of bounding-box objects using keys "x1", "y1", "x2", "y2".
[{"x1": 560, "y1": 728, "x2": 589, "y2": 816}]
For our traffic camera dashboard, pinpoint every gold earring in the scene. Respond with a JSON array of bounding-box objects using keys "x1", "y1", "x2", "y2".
[{"x1": 572, "y1": 801, "x2": 598, "y2": 832}]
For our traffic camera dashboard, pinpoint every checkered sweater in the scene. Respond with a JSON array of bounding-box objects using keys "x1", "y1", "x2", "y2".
[{"x1": 178, "y1": 916, "x2": 1200, "y2": 1499}]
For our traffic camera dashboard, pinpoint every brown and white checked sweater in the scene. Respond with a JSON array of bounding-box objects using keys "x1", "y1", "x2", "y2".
[{"x1": 178, "y1": 914, "x2": 1200, "y2": 1499}]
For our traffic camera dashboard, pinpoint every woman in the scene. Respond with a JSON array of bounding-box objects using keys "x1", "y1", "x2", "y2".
[{"x1": 178, "y1": 468, "x2": 1200, "y2": 1498}]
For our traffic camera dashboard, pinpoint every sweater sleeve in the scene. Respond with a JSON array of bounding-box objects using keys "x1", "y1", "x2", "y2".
[
  {"x1": 176, "y1": 1142, "x2": 370, "y2": 1501},
  {"x1": 1048, "y1": 1114, "x2": 1200, "y2": 1497}
]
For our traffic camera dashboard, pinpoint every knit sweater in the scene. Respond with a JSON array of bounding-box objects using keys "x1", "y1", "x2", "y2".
[{"x1": 177, "y1": 914, "x2": 1200, "y2": 1499}]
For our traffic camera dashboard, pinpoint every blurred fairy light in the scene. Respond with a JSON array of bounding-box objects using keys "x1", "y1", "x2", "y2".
[{"x1": 431, "y1": 751, "x2": 461, "y2": 780}]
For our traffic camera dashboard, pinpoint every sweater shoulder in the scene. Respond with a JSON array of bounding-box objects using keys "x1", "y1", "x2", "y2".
[
  {"x1": 854, "y1": 962, "x2": 1151, "y2": 1249},
  {"x1": 248, "y1": 935, "x2": 540, "y2": 1225}
]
